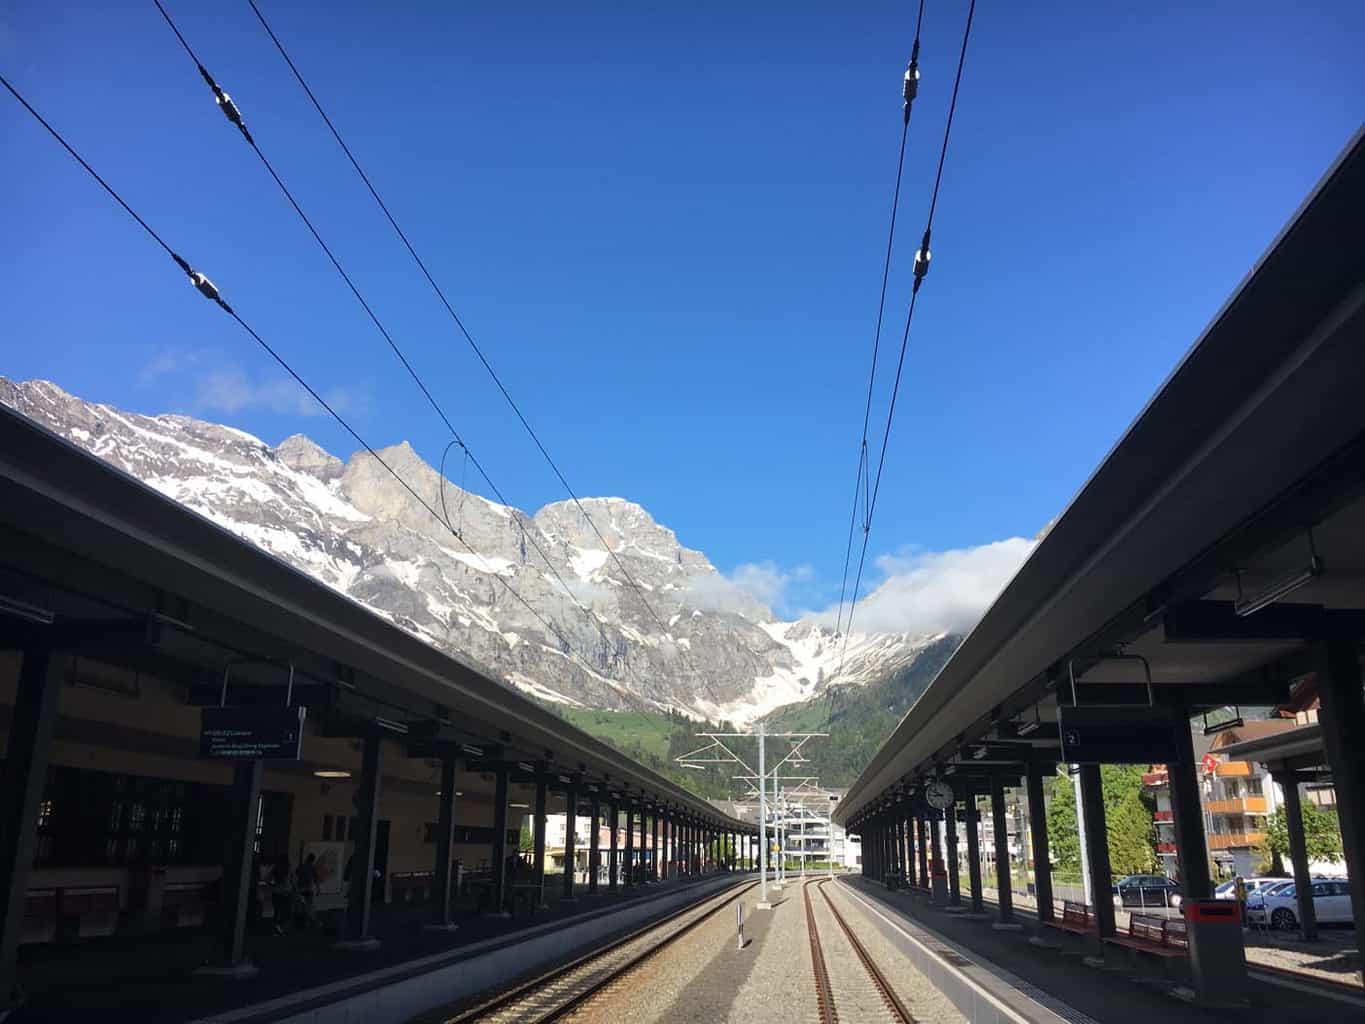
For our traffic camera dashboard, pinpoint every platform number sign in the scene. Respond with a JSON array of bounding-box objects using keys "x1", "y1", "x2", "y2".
[
  {"x1": 200, "y1": 705, "x2": 307, "y2": 759},
  {"x1": 1057, "y1": 705, "x2": 1178, "y2": 764}
]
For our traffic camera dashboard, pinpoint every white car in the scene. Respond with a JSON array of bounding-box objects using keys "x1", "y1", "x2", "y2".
[
  {"x1": 1245, "y1": 879, "x2": 1352, "y2": 929},
  {"x1": 1214, "y1": 877, "x2": 1289, "y2": 900}
]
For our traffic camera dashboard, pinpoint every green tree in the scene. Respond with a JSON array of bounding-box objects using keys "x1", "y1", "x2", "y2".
[
  {"x1": 1264, "y1": 802, "x2": 1343, "y2": 863},
  {"x1": 519, "y1": 822, "x2": 533, "y2": 854},
  {"x1": 1044, "y1": 765, "x2": 1155, "y2": 876}
]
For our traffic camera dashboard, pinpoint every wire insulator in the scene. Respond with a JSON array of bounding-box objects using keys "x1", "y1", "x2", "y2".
[
  {"x1": 189, "y1": 270, "x2": 221, "y2": 303},
  {"x1": 903, "y1": 61, "x2": 920, "y2": 123},
  {"x1": 913, "y1": 227, "x2": 932, "y2": 283}
]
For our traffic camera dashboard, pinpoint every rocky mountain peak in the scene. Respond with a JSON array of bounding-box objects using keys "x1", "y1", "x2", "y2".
[
  {"x1": 275, "y1": 434, "x2": 343, "y2": 480},
  {"x1": 1, "y1": 377, "x2": 940, "y2": 723}
]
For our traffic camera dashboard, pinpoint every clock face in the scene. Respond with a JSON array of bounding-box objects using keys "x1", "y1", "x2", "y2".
[{"x1": 925, "y1": 780, "x2": 954, "y2": 810}]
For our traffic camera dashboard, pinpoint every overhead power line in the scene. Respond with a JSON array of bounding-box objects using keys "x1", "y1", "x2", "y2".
[
  {"x1": 243, "y1": 0, "x2": 698, "y2": 667},
  {"x1": 839, "y1": 0, "x2": 978, "y2": 670},
  {"x1": 149, "y1": 0, "x2": 678, "y2": 697},
  {"x1": 833, "y1": 0, "x2": 926, "y2": 641},
  {"x1": 0, "y1": 70, "x2": 575, "y2": 657}
]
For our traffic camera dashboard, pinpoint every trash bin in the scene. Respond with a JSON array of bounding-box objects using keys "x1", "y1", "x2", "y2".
[{"x1": 1182, "y1": 898, "x2": 1247, "y2": 1005}]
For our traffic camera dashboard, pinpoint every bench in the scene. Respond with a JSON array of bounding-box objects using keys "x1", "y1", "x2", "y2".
[
  {"x1": 391, "y1": 871, "x2": 435, "y2": 903},
  {"x1": 161, "y1": 881, "x2": 212, "y2": 929},
  {"x1": 1046, "y1": 899, "x2": 1096, "y2": 935},
  {"x1": 62, "y1": 886, "x2": 120, "y2": 939},
  {"x1": 1105, "y1": 913, "x2": 1188, "y2": 959},
  {"x1": 21, "y1": 889, "x2": 58, "y2": 945}
]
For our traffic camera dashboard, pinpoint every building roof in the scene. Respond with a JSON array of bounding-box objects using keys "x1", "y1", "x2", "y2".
[{"x1": 835, "y1": 129, "x2": 1365, "y2": 826}]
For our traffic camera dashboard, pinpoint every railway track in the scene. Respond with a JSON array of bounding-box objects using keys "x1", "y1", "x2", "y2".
[
  {"x1": 806, "y1": 878, "x2": 917, "y2": 1024},
  {"x1": 425, "y1": 879, "x2": 757, "y2": 1023}
]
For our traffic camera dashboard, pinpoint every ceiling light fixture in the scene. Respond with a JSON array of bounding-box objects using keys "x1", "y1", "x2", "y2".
[
  {"x1": 971, "y1": 746, "x2": 989, "y2": 760},
  {"x1": 1234, "y1": 531, "x2": 1323, "y2": 617},
  {"x1": 314, "y1": 769, "x2": 352, "y2": 779},
  {"x1": 1016, "y1": 705, "x2": 1042, "y2": 736}
]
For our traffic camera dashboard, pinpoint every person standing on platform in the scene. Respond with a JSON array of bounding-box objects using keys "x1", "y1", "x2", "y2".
[{"x1": 270, "y1": 853, "x2": 294, "y2": 935}]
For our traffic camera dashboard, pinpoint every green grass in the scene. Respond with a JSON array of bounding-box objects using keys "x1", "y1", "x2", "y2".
[{"x1": 555, "y1": 708, "x2": 675, "y2": 762}]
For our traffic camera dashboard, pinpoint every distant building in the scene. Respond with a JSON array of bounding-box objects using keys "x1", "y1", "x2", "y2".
[{"x1": 1142, "y1": 715, "x2": 1342, "y2": 879}]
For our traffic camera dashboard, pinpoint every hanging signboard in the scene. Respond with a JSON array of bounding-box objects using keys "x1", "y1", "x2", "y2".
[
  {"x1": 200, "y1": 705, "x2": 307, "y2": 759},
  {"x1": 1057, "y1": 705, "x2": 1178, "y2": 764}
]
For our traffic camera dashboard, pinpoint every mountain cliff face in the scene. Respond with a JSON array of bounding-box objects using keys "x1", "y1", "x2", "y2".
[{"x1": 2, "y1": 378, "x2": 943, "y2": 722}]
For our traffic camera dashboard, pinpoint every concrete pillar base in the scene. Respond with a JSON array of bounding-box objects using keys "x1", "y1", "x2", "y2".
[
  {"x1": 423, "y1": 922, "x2": 460, "y2": 933},
  {"x1": 1028, "y1": 934, "x2": 1064, "y2": 949},
  {"x1": 1170, "y1": 986, "x2": 1249, "y2": 1009},
  {"x1": 333, "y1": 937, "x2": 382, "y2": 952},
  {"x1": 193, "y1": 962, "x2": 260, "y2": 980},
  {"x1": 991, "y1": 922, "x2": 1025, "y2": 932}
]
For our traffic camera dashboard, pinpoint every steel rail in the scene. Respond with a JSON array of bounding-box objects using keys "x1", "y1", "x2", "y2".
[
  {"x1": 433, "y1": 878, "x2": 757, "y2": 1023},
  {"x1": 817, "y1": 879, "x2": 917, "y2": 1023},
  {"x1": 804, "y1": 880, "x2": 840, "y2": 1024}
]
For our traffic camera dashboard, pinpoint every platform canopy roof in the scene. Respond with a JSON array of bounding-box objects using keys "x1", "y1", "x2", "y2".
[
  {"x1": 0, "y1": 403, "x2": 753, "y2": 833},
  {"x1": 835, "y1": 130, "x2": 1365, "y2": 827}
]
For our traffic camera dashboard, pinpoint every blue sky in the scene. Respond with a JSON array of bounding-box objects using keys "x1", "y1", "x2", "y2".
[{"x1": 3, "y1": 2, "x2": 1362, "y2": 625}]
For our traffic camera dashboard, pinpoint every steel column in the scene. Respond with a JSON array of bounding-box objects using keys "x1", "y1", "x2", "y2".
[
  {"x1": 532, "y1": 774, "x2": 548, "y2": 907},
  {"x1": 608, "y1": 801, "x2": 619, "y2": 892},
  {"x1": 1078, "y1": 764, "x2": 1116, "y2": 942},
  {"x1": 342, "y1": 734, "x2": 383, "y2": 944},
  {"x1": 1168, "y1": 711, "x2": 1213, "y2": 900},
  {"x1": 562, "y1": 783, "x2": 578, "y2": 901},
  {"x1": 990, "y1": 774, "x2": 1014, "y2": 923},
  {"x1": 1274, "y1": 770, "x2": 1318, "y2": 940},
  {"x1": 946, "y1": 803, "x2": 961, "y2": 905},
  {"x1": 965, "y1": 786, "x2": 984, "y2": 913},
  {"x1": 431, "y1": 756, "x2": 458, "y2": 929},
  {"x1": 1316, "y1": 630, "x2": 1365, "y2": 971},
  {"x1": 1026, "y1": 762, "x2": 1054, "y2": 923},
  {"x1": 588, "y1": 795, "x2": 601, "y2": 894},
  {"x1": 0, "y1": 647, "x2": 63, "y2": 998},
  {"x1": 489, "y1": 766, "x2": 510, "y2": 915}
]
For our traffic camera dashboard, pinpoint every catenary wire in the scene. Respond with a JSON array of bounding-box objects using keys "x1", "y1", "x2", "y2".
[
  {"x1": 149, "y1": 0, "x2": 682, "y2": 697},
  {"x1": 0, "y1": 70, "x2": 576, "y2": 653},
  {"x1": 839, "y1": 0, "x2": 977, "y2": 672},
  {"x1": 833, "y1": 0, "x2": 925, "y2": 642},
  {"x1": 243, "y1": 0, "x2": 702, "y2": 669}
]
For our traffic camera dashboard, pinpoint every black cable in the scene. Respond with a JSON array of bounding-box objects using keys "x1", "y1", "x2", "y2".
[
  {"x1": 150, "y1": 0, "x2": 661, "y2": 691},
  {"x1": 0, "y1": 70, "x2": 587, "y2": 665},
  {"x1": 243, "y1": 0, "x2": 698, "y2": 666},
  {"x1": 832, "y1": 0, "x2": 925, "y2": 641},
  {"x1": 839, "y1": 0, "x2": 977, "y2": 669}
]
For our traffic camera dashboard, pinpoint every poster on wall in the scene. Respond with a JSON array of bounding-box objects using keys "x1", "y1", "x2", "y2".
[{"x1": 302, "y1": 840, "x2": 351, "y2": 911}]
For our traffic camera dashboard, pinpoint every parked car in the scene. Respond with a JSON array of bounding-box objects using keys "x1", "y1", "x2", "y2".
[
  {"x1": 1246, "y1": 879, "x2": 1353, "y2": 929},
  {"x1": 1214, "y1": 877, "x2": 1290, "y2": 900},
  {"x1": 1112, "y1": 874, "x2": 1182, "y2": 908}
]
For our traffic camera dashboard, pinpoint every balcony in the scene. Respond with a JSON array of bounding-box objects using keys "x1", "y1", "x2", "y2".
[
  {"x1": 1142, "y1": 770, "x2": 1169, "y2": 787},
  {"x1": 1206, "y1": 797, "x2": 1267, "y2": 815},
  {"x1": 1214, "y1": 761, "x2": 1252, "y2": 778},
  {"x1": 1208, "y1": 832, "x2": 1265, "y2": 850},
  {"x1": 1157, "y1": 842, "x2": 1177, "y2": 854},
  {"x1": 1153, "y1": 810, "x2": 1173, "y2": 821}
]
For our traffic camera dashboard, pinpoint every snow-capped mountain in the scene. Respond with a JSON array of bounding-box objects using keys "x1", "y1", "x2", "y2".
[{"x1": 2, "y1": 378, "x2": 943, "y2": 723}]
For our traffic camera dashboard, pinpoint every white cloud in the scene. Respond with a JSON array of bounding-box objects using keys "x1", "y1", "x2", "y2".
[
  {"x1": 137, "y1": 351, "x2": 366, "y2": 420},
  {"x1": 138, "y1": 349, "x2": 204, "y2": 386},
  {"x1": 808, "y1": 536, "x2": 1037, "y2": 636},
  {"x1": 684, "y1": 561, "x2": 813, "y2": 619}
]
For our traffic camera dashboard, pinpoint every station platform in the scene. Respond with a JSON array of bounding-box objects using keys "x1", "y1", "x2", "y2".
[
  {"x1": 843, "y1": 877, "x2": 1365, "y2": 1024},
  {"x1": 7, "y1": 872, "x2": 746, "y2": 1024}
]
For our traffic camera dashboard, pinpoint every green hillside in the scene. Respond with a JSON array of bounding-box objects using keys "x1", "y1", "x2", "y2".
[
  {"x1": 759, "y1": 634, "x2": 961, "y2": 786},
  {"x1": 543, "y1": 634, "x2": 961, "y2": 795}
]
